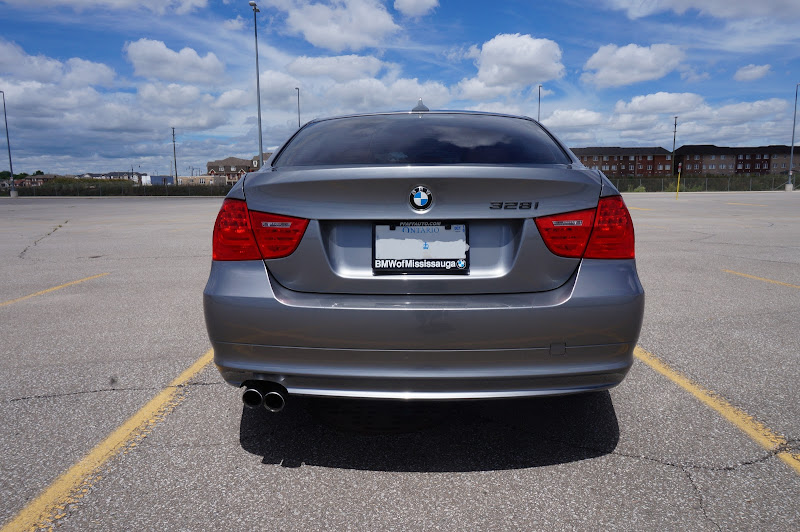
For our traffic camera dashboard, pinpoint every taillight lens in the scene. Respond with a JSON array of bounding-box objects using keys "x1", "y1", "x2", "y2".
[
  {"x1": 212, "y1": 198, "x2": 261, "y2": 261},
  {"x1": 534, "y1": 208, "x2": 596, "y2": 258},
  {"x1": 535, "y1": 195, "x2": 634, "y2": 259},
  {"x1": 212, "y1": 199, "x2": 308, "y2": 261},
  {"x1": 249, "y1": 211, "x2": 309, "y2": 259},
  {"x1": 584, "y1": 195, "x2": 635, "y2": 259}
]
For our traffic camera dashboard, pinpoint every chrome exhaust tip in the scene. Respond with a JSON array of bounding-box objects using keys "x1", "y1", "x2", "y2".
[
  {"x1": 263, "y1": 390, "x2": 286, "y2": 413},
  {"x1": 242, "y1": 387, "x2": 264, "y2": 409}
]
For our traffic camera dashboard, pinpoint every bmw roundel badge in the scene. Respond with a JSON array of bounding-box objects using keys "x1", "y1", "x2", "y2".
[{"x1": 410, "y1": 186, "x2": 432, "y2": 210}]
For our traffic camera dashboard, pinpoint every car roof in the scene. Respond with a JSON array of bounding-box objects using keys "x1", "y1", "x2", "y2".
[{"x1": 304, "y1": 110, "x2": 539, "y2": 126}]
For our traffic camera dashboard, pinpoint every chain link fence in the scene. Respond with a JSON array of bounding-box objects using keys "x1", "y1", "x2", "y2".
[
  {"x1": 4, "y1": 179, "x2": 233, "y2": 197},
  {"x1": 611, "y1": 174, "x2": 790, "y2": 193}
]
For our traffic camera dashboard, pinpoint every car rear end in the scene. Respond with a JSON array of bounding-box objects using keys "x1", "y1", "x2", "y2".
[{"x1": 203, "y1": 112, "x2": 644, "y2": 403}]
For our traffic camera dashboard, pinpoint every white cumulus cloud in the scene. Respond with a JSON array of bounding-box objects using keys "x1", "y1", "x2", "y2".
[
  {"x1": 581, "y1": 43, "x2": 684, "y2": 88},
  {"x1": 614, "y1": 92, "x2": 705, "y2": 114},
  {"x1": 734, "y1": 64, "x2": 771, "y2": 81},
  {"x1": 458, "y1": 33, "x2": 564, "y2": 99},
  {"x1": 125, "y1": 39, "x2": 224, "y2": 83},
  {"x1": 394, "y1": 0, "x2": 438, "y2": 17},
  {"x1": 267, "y1": 0, "x2": 400, "y2": 52}
]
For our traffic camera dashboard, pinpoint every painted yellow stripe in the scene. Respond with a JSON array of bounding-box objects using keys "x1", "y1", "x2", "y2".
[
  {"x1": 722, "y1": 269, "x2": 800, "y2": 290},
  {"x1": 726, "y1": 202, "x2": 768, "y2": 207},
  {"x1": 628, "y1": 207, "x2": 653, "y2": 211},
  {"x1": 0, "y1": 273, "x2": 110, "y2": 307},
  {"x1": 634, "y1": 347, "x2": 800, "y2": 475},
  {"x1": 1, "y1": 349, "x2": 214, "y2": 531}
]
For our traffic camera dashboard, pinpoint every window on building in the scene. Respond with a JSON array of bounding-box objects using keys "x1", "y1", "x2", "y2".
[
  {"x1": 745, "y1": 164, "x2": 750, "y2": 169},
  {"x1": 709, "y1": 164, "x2": 716, "y2": 170},
  {"x1": 745, "y1": 154, "x2": 750, "y2": 159},
  {"x1": 602, "y1": 165, "x2": 609, "y2": 171},
  {"x1": 629, "y1": 156, "x2": 636, "y2": 161},
  {"x1": 694, "y1": 155, "x2": 700, "y2": 160},
  {"x1": 737, "y1": 164, "x2": 743, "y2": 169},
  {"x1": 693, "y1": 164, "x2": 699, "y2": 170},
  {"x1": 720, "y1": 164, "x2": 726, "y2": 170},
  {"x1": 738, "y1": 155, "x2": 743, "y2": 160},
  {"x1": 629, "y1": 165, "x2": 634, "y2": 171},
  {"x1": 755, "y1": 163, "x2": 760, "y2": 170},
  {"x1": 666, "y1": 155, "x2": 671, "y2": 160},
  {"x1": 253, "y1": 160, "x2": 259, "y2": 167},
  {"x1": 721, "y1": 155, "x2": 726, "y2": 160},
  {"x1": 231, "y1": 166, "x2": 236, "y2": 171},
  {"x1": 764, "y1": 163, "x2": 769, "y2": 169},
  {"x1": 782, "y1": 163, "x2": 786, "y2": 168},
  {"x1": 764, "y1": 154, "x2": 769, "y2": 159},
  {"x1": 647, "y1": 165, "x2": 653, "y2": 170},
  {"x1": 593, "y1": 156, "x2": 598, "y2": 161},
  {"x1": 772, "y1": 154, "x2": 778, "y2": 159},
  {"x1": 647, "y1": 155, "x2": 653, "y2": 160},
  {"x1": 710, "y1": 155, "x2": 716, "y2": 160},
  {"x1": 603, "y1": 156, "x2": 609, "y2": 161},
  {"x1": 611, "y1": 165, "x2": 617, "y2": 170},
  {"x1": 178, "y1": 178, "x2": 183, "y2": 184},
  {"x1": 638, "y1": 164, "x2": 643, "y2": 170},
  {"x1": 200, "y1": 178, "x2": 206, "y2": 184},
  {"x1": 657, "y1": 165, "x2": 663, "y2": 170},
  {"x1": 218, "y1": 166, "x2": 224, "y2": 171}
]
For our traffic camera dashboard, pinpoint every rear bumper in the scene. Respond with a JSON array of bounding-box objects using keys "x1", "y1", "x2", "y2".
[{"x1": 203, "y1": 259, "x2": 644, "y2": 399}]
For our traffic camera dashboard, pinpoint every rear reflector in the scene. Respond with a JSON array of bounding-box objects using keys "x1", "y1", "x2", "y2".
[
  {"x1": 212, "y1": 198, "x2": 309, "y2": 261},
  {"x1": 249, "y1": 211, "x2": 309, "y2": 259},
  {"x1": 534, "y1": 208, "x2": 596, "y2": 258},
  {"x1": 535, "y1": 195, "x2": 634, "y2": 259},
  {"x1": 212, "y1": 198, "x2": 261, "y2": 261}
]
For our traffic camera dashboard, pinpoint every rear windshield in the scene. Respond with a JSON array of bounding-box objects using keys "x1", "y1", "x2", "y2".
[{"x1": 273, "y1": 113, "x2": 571, "y2": 166}]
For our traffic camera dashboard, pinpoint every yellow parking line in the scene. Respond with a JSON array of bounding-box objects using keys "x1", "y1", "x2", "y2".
[
  {"x1": 0, "y1": 273, "x2": 110, "y2": 307},
  {"x1": 726, "y1": 202, "x2": 768, "y2": 207},
  {"x1": 1, "y1": 349, "x2": 214, "y2": 531},
  {"x1": 722, "y1": 269, "x2": 800, "y2": 290},
  {"x1": 634, "y1": 347, "x2": 800, "y2": 475}
]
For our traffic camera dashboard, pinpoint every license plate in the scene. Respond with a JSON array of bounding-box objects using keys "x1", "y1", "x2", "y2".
[{"x1": 373, "y1": 221, "x2": 469, "y2": 274}]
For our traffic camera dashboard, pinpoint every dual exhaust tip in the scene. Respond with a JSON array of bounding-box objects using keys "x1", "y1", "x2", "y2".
[{"x1": 242, "y1": 383, "x2": 287, "y2": 413}]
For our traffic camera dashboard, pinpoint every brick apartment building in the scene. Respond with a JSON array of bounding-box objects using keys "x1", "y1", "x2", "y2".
[
  {"x1": 206, "y1": 153, "x2": 272, "y2": 185},
  {"x1": 570, "y1": 147, "x2": 674, "y2": 177},
  {"x1": 675, "y1": 145, "x2": 795, "y2": 175}
]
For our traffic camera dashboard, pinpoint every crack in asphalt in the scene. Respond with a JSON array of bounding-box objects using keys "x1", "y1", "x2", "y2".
[
  {"x1": 681, "y1": 467, "x2": 723, "y2": 531},
  {"x1": 6, "y1": 381, "x2": 223, "y2": 403},
  {"x1": 19, "y1": 220, "x2": 69, "y2": 258}
]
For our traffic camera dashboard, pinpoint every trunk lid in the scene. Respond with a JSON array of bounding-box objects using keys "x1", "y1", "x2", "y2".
[{"x1": 244, "y1": 165, "x2": 601, "y2": 295}]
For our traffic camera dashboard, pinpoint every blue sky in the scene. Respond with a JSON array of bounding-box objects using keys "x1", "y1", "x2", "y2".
[{"x1": 0, "y1": 0, "x2": 799, "y2": 175}]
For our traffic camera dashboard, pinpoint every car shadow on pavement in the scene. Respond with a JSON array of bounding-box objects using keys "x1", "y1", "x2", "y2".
[{"x1": 239, "y1": 391, "x2": 619, "y2": 472}]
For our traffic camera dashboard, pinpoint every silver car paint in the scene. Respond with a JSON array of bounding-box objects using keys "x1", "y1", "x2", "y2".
[{"x1": 204, "y1": 111, "x2": 644, "y2": 399}]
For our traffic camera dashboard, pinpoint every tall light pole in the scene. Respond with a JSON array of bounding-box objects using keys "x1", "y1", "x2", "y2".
[
  {"x1": 295, "y1": 87, "x2": 300, "y2": 128},
  {"x1": 172, "y1": 127, "x2": 178, "y2": 185},
  {"x1": 250, "y1": 1, "x2": 264, "y2": 169},
  {"x1": 537, "y1": 85, "x2": 542, "y2": 122},
  {"x1": 0, "y1": 90, "x2": 16, "y2": 197},
  {"x1": 672, "y1": 116, "x2": 678, "y2": 176},
  {"x1": 789, "y1": 82, "x2": 799, "y2": 191}
]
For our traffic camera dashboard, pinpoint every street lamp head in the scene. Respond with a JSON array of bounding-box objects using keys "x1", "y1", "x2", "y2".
[{"x1": 248, "y1": 1, "x2": 256, "y2": 5}]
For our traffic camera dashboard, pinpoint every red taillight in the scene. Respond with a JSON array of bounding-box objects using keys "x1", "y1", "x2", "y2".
[
  {"x1": 534, "y1": 208, "x2": 596, "y2": 258},
  {"x1": 212, "y1": 198, "x2": 261, "y2": 261},
  {"x1": 212, "y1": 199, "x2": 308, "y2": 261},
  {"x1": 535, "y1": 195, "x2": 634, "y2": 259},
  {"x1": 249, "y1": 211, "x2": 309, "y2": 259},
  {"x1": 584, "y1": 195, "x2": 635, "y2": 259}
]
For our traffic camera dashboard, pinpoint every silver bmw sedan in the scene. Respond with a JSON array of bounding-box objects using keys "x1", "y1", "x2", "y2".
[{"x1": 203, "y1": 110, "x2": 644, "y2": 413}]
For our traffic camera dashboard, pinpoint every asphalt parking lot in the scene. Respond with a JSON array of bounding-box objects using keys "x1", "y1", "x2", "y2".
[{"x1": 1, "y1": 192, "x2": 798, "y2": 530}]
